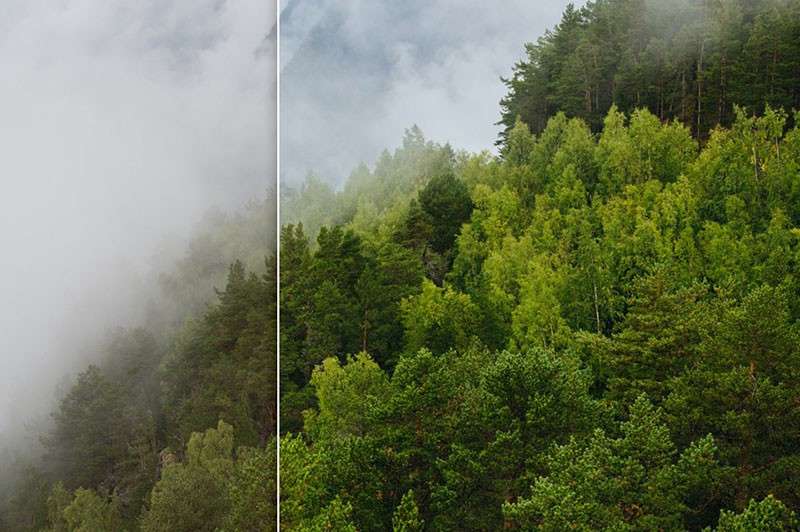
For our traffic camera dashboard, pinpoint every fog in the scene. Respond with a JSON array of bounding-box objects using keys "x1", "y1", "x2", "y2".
[
  {"x1": 279, "y1": 0, "x2": 584, "y2": 187},
  {"x1": 0, "y1": 1, "x2": 275, "y2": 445}
]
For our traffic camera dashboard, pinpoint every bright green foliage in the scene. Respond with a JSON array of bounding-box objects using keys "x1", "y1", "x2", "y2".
[
  {"x1": 502, "y1": 117, "x2": 536, "y2": 167},
  {"x1": 690, "y1": 106, "x2": 799, "y2": 229},
  {"x1": 401, "y1": 280, "x2": 480, "y2": 354},
  {"x1": 278, "y1": 434, "x2": 320, "y2": 530},
  {"x1": 279, "y1": 435, "x2": 369, "y2": 531},
  {"x1": 710, "y1": 495, "x2": 798, "y2": 531},
  {"x1": 140, "y1": 421, "x2": 234, "y2": 532},
  {"x1": 595, "y1": 107, "x2": 696, "y2": 198},
  {"x1": 306, "y1": 353, "x2": 389, "y2": 438},
  {"x1": 281, "y1": 101, "x2": 800, "y2": 530},
  {"x1": 511, "y1": 256, "x2": 571, "y2": 350},
  {"x1": 392, "y1": 490, "x2": 423, "y2": 532},
  {"x1": 296, "y1": 497, "x2": 357, "y2": 532}
]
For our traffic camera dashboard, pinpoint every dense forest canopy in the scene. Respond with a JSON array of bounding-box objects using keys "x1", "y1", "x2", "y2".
[
  {"x1": 280, "y1": 1, "x2": 800, "y2": 529},
  {"x1": 282, "y1": 109, "x2": 800, "y2": 530},
  {"x1": 0, "y1": 196, "x2": 277, "y2": 531},
  {"x1": 4, "y1": 0, "x2": 800, "y2": 529},
  {"x1": 499, "y1": 0, "x2": 800, "y2": 141}
]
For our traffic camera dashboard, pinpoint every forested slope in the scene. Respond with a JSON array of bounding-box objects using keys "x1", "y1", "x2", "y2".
[
  {"x1": 0, "y1": 196, "x2": 277, "y2": 531},
  {"x1": 499, "y1": 0, "x2": 800, "y2": 140},
  {"x1": 281, "y1": 106, "x2": 800, "y2": 531},
  {"x1": 280, "y1": 3, "x2": 800, "y2": 528}
]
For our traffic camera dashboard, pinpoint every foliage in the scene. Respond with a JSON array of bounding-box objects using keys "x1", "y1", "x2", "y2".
[
  {"x1": 222, "y1": 442, "x2": 277, "y2": 532},
  {"x1": 392, "y1": 490, "x2": 423, "y2": 532},
  {"x1": 710, "y1": 495, "x2": 798, "y2": 531},
  {"x1": 499, "y1": 0, "x2": 800, "y2": 142},
  {"x1": 140, "y1": 421, "x2": 234, "y2": 532},
  {"x1": 282, "y1": 101, "x2": 800, "y2": 530},
  {"x1": 503, "y1": 397, "x2": 719, "y2": 530}
]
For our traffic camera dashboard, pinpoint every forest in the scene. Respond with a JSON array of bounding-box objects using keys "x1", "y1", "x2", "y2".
[
  {"x1": 0, "y1": 199, "x2": 277, "y2": 531},
  {"x1": 2, "y1": 0, "x2": 800, "y2": 529},
  {"x1": 499, "y1": 0, "x2": 800, "y2": 140},
  {"x1": 280, "y1": 1, "x2": 800, "y2": 529}
]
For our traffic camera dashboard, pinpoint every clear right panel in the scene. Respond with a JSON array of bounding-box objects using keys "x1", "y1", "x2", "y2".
[{"x1": 279, "y1": 0, "x2": 800, "y2": 530}]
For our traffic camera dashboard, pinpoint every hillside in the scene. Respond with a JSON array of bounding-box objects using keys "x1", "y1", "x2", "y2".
[
  {"x1": 282, "y1": 108, "x2": 800, "y2": 532},
  {"x1": 280, "y1": 3, "x2": 800, "y2": 529},
  {"x1": 499, "y1": 0, "x2": 800, "y2": 140},
  {"x1": 0, "y1": 195, "x2": 277, "y2": 531}
]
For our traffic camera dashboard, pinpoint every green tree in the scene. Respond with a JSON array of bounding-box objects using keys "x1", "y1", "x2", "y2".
[
  {"x1": 141, "y1": 421, "x2": 234, "y2": 532},
  {"x1": 417, "y1": 172, "x2": 473, "y2": 255},
  {"x1": 45, "y1": 482, "x2": 71, "y2": 532},
  {"x1": 44, "y1": 366, "x2": 127, "y2": 491},
  {"x1": 222, "y1": 443, "x2": 277, "y2": 532},
  {"x1": 392, "y1": 490, "x2": 423, "y2": 532},
  {"x1": 306, "y1": 353, "x2": 389, "y2": 439},
  {"x1": 400, "y1": 280, "x2": 480, "y2": 354},
  {"x1": 62, "y1": 489, "x2": 122, "y2": 532},
  {"x1": 710, "y1": 495, "x2": 798, "y2": 532},
  {"x1": 504, "y1": 397, "x2": 719, "y2": 531}
]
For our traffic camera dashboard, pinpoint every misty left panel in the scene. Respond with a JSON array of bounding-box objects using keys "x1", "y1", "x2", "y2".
[{"x1": 0, "y1": 3, "x2": 278, "y2": 531}]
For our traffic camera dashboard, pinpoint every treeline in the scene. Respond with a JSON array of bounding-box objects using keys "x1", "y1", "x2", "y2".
[
  {"x1": 499, "y1": 0, "x2": 800, "y2": 141},
  {"x1": 280, "y1": 104, "x2": 800, "y2": 529},
  {"x1": 0, "y1": 197, "x2": 277, "y2": 531},
  {"x1": 280, "y1": 126, "x2": 457, "y2": 242}
]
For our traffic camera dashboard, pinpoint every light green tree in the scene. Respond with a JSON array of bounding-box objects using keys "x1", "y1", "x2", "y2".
[{"x1": 141, "y1": 421, "x2": 234, "y2": 532}]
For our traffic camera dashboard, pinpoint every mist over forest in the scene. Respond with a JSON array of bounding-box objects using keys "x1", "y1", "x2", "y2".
[
  {"x1": 3, "y1": 0, "x2": 800, "y2": 529},
  {"x1": 279, "y1": 0, "x2": 580, "y2": 189},
  {"x1": 0, "y1": 1, "x2": 276, "y2": 530},
  {"x1": 0, "y1": 0, "x2": 275, "y2": 430}
]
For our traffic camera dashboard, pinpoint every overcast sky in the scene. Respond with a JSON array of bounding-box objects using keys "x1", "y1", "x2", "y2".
[
  {"x1": 0, "y1": 1, "x2": 275, "y2": 440},
  {"x1": 279, "y1": 0, "x2": 580, "y2": 187}
]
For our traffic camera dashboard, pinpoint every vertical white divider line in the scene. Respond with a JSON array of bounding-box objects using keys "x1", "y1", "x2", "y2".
[{"x1": 275, "y1": 0, "x2": 281, "y2": 528}]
